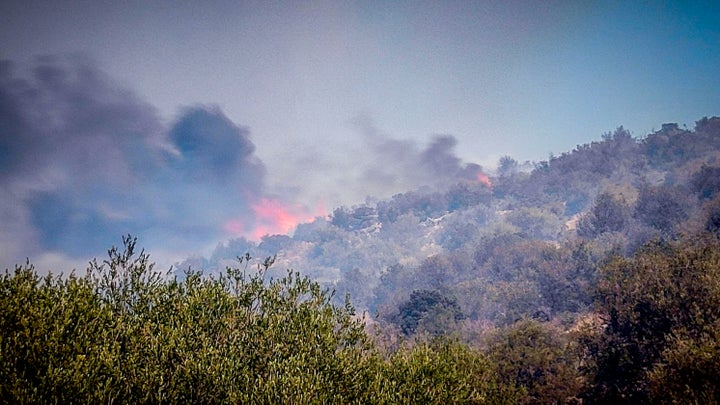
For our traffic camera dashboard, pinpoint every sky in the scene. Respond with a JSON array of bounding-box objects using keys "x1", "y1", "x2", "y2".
[{"x1": 1, "y1": 0, "x2": 719, "y2": 271}]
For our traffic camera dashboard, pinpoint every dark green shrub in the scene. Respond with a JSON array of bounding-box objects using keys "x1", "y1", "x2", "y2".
[{"x1": 0, "y1": 236, "x2": 521, "y2": 403}]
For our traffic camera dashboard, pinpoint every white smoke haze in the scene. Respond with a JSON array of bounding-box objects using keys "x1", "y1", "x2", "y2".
[{"x1": 0, "y1": 56, "x2": 489, "y2": 272}]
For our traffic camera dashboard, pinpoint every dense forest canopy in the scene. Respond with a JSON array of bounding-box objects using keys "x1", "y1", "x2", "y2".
[{"x1": 3, "y1": 116, "x2": 720, "y2": 402}]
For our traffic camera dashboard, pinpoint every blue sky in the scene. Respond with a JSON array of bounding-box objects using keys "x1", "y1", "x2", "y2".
[{"x1": 1, "y1": 0, "x2": 718, "y2": 270}]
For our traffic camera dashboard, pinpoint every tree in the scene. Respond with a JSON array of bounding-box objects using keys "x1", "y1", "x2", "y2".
[
  {"x1": 330, "y1": 206, "x2": 352, "y2": 229},
  {"x1": 646, "y1": 327, "x2": 720, "y2": 404},
  {"x1": 505, "y1": 207, "x2": 562, "y2": 240},
  {"x1": 498, "y1": 155, "x2": 519, "y2": 178},
  {"x1": 1, "y1": 236, "x2": 531, "y2": 403},
  {"x1": 0, "y1": 236, "x2": 374, "y2": 402},
  {"x1": 419, "y1": 254, "x2": 456, "y2": 289},
  {"x1": 633, "y1": 184, "x2": 689, "y2": 235},
  {"x1": 577, "y1": 192, "x2": 629, "y2": 238},
  {"x1": 705, "y1": 196, "x2": 720, "y2": 238},
  {"x1": 584, "y1": 235, "x2": 720, "y2": 403},
  {"x1": 446, "y1": 182, "x2": 491, "y2": 211},
  {"x1": 397, "y1": 289, "x2": 464, "y2": 336},
  {"x1": 375, "y1": 338, "x2": 522, "y2": 404},
  {"x1": 485, "y1": 319, "x2": 583, "y2": 404},
  {"x1": 691, "y1": 165, "x2": 720, "y2": 200}
]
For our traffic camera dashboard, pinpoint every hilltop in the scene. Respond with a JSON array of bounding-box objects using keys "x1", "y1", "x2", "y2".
[{"x1": 179, "y1": 116, "x2": 720, "y2": 324}]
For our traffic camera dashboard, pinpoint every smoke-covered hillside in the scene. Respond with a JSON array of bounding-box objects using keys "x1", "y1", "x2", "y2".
[
  {"x1": 178, "y1": 117, "x2": 720, "y2": 329},
  {"x1": 6, "y1": 116, "x2": 720, "y2": 404}
]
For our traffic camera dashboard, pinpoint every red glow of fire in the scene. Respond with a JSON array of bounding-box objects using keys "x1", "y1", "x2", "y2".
[
  {"x1": 225, "y1": 197, "x2": 326, "y2": 240},
  {"x1": 251, "y1": 198, "x2": 299, "y2": 238},
  {"x1": 314, "y1": 199, "x2": 327, "y2": 218},
  {"x1": 476, "y1": 172, "x2": 492, "y2": 187}
]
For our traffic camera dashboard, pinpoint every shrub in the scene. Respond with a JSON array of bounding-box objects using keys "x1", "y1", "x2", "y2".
[{"x1": 0, "y1": 235, "x2": 520, "y2": 403}]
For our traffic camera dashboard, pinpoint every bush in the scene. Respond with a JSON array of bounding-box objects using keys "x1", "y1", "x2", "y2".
[
  {"x1": 577, "y1": 192, "x2": 629, "y2": 238},
  {"x1": 374, "y1": 338, "x2": 522, "y2": 404},
  {"x1": 397, "y1": 289, "x2": 464, "y2": 336},
  {"x1": 584, "y1": 235, "x2": 720, "y2": 403},
  {"x1": 0, "y1": 236, "x2": 373, "y2": 402},
  {"x1": 0, "y1": 235, "x2": 520, "y2": 403},
  {"x1": 484, "y1": 319, "x2": 583, "y2": 404}
]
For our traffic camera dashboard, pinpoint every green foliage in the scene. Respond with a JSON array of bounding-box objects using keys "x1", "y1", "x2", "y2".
[
  {"x1": 505, "y1": 207, "x2": 562, "y2": 240},
  {"x1": 584, "y1": 235, "x2": 720, "y2": 403},
  {"x1": 644, "y1": 121, "x2": 720, "y2": 169},
  {"x1": 6, "y1": 117, "x2": 720, "y2": 403},
  {"x1": 0, "y1": 262, "x2": 114, "y2": 402},
  {"x1": 397, "y1": 289, "x2": 464, "y2": 336},
  {"x1": 633, "y1": 184, "x2": 690, "y2": 235},
  {"x1": 446, "y1": 182, "x2": 492, "y2": 211},
  {"x1": 484, "y1": 319, "x2": 583, "y2": 404},
  {"x1": 1, "y1": 236, "x2": 524, "y2": 403},
  {"x1": 577, "y1": 192, "x2": 629, "y2": 238},
  {"x1": 646, "y1": 328, "x2": 720, "y2": 404},
  {"x1": 507, "y1": 126, "x2": 640, "y2": 215},
  {"x1": 374, "y1": 338, "x2": 522, "y2": 404},
  {"x1": 0, "y1": 236, "x2": 373, "y2": 402}
]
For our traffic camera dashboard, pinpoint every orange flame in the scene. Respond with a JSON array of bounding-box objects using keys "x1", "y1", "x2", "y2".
[
  {"x1": 225, "y1": 197, "x2": 326, "y2": 240},
  {"x1": 476, "y1": 172, "x2": 492, "y2": 187},
  {"x1": 251, "y1": 198, "x2": 299, "y2": 238}
]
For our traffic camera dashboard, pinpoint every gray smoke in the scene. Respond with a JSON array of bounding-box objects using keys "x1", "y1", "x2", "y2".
[{"x1": 0, "y1": 56, "x2": 267, "y2": 269}]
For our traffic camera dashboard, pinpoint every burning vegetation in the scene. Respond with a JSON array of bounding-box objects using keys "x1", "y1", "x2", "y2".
[{"x1": 4, "y1": 116, "x2": 720, "y2": 402}]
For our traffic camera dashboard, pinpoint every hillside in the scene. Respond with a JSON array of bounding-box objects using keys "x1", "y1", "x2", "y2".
[
  {"x1": 5, "y1": 116, "x2": 720, "y2": 403},
  {"x1": 180, "y1": 117, "x2": 720, "y2": 320}
]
